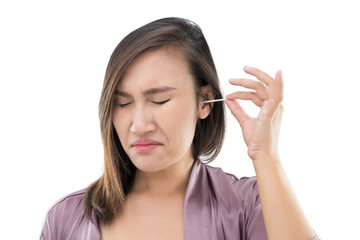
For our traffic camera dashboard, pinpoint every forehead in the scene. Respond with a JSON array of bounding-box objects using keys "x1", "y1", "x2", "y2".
[{"x1": 117, "y1": 47, "x2": 194, "y2": 90}]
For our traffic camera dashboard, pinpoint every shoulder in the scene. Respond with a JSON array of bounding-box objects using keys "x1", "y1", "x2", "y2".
[
  {"x1": 185, "y1": 161, "x2": 266, "y2": 238},
  {"x1": 47, "y1": 188, "x2": 87, "y2": 220},
  {"x1": 201, "y1": 163, "x2": 261, "y2": 209},
  {"x1": 203, "y1": 163, "x2": 259, "y2": 193},
  {"x1": 53, "y1": 188, "x2": 86, "y2": 205},
  {"x1": 40, "y1": 188, "x2": 99, "y2": 239}
]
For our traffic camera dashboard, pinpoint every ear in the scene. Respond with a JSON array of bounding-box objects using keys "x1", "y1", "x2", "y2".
[{"x1": 198, "y1": 85, "x2": 215, "y2": 119}]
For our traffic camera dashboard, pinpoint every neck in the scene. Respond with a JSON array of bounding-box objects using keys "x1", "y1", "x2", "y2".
[{"x1": 131, "y1": 157, "x2": 195, "y2": 197}]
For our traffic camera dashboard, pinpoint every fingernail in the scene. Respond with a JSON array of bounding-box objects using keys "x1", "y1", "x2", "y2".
[{"x1": 244, "y1": 65, "x2": 252, "y2": 70}]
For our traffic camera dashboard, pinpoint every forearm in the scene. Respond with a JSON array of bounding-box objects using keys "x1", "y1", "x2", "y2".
[{"x1": 253, "y1": 156, "x2": 315, "y2": 240}]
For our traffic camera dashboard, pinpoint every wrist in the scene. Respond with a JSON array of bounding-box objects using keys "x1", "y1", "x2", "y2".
[
  {"x1": 252, "y1": 153, "x2": 281, "y2": 170},
  {"x1": 248, "y1": 148, "x2": 280, "y2": 162}
]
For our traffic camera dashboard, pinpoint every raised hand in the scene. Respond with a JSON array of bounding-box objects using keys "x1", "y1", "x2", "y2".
[{"x1": 225, "y1": 66, "x2": 284, "y2": 161}]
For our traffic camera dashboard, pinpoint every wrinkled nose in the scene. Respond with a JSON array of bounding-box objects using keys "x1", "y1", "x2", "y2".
[{"x1": 130, "y1": 106, "x2": 156, "y2": 135}]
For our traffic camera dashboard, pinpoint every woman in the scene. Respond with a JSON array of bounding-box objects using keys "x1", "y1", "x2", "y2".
[{"x1": 40, "y1": 17, "x2": 320, "y2": 240}]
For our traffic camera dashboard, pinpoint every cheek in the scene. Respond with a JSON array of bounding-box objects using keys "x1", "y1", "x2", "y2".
[{"x1": 159, "y1": 100, "x2": 197, "y2": 146}]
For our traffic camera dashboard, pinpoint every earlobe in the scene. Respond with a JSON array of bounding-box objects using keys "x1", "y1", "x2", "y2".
[
  {"x1": 198, "y1": 105, "x2": 210, "y2": 119},
  {"x1": 198, "y1": 85, "x2": 214, "y2": 119}
]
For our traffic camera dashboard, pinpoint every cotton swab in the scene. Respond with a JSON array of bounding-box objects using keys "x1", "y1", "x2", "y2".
[{"x1": 203, "y1": 98, "x2": 227, "y2": 103}]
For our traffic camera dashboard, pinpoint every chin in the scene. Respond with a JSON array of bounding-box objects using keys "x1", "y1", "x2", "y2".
[{"x1": 130, "y1": 156, "x2": 173, "y2": 173}]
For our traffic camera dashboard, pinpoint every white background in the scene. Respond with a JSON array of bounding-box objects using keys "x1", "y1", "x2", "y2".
[{"x1": 1, "y1": 0, "x2": 359, "y2": 239}]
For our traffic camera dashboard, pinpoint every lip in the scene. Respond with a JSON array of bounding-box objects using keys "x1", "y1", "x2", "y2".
[{"x1": 131, "y1": 139, "x2": 162, "y2": 153}]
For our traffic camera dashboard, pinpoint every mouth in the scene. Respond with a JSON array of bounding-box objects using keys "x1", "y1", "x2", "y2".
[
  {"x1": 133, "y1": 144, "x2": 161, "y2": 152},
  {"x1": 131, "y1": 139, "x2": 162, "y2": 153}
]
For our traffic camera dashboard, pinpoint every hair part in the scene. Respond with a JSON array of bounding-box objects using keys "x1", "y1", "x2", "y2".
[{"x1": 83, "y1": 17, "x2": 226, "y2": 225}]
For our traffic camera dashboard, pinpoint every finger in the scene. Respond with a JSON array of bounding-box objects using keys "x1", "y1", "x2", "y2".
[
  {"x1": 275, "y1": 104, "x2": 284, "y2": 123},
  {"x1": 229, "y1": 78, "x2": 267, "y2": 99},
  {"x1": 225, "y1": 99, "x2": 250, "y2": 126},
  {"x1": 266, "y1": 70, "x2": 284, "y2": 104},
  {"x1": 243, "y1": 66, "x2": 273, "y2": 85},
  {"x1": 258, "y1": 71, "x2": 284, "y2": 119},
  {"x1": 226, "y1": 91, "x2": 263, "y2": 107},
  {"x1": 274, "y1": 70, "x2": 284, "y2": 103}
]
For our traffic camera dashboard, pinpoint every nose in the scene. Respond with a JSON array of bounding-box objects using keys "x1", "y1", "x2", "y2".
[{"x1": 130, "y1": 105, "x2": 156, "y2": 135}]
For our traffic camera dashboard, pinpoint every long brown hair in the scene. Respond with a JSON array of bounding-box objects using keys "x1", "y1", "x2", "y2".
[{"x1": 84, "y1": 17, "x2": 225, "y2": 224}]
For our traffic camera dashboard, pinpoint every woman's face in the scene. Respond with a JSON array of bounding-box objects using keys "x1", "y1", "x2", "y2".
[{"x1": 112, "y1": 47, "x2": 209, "y2": 173}]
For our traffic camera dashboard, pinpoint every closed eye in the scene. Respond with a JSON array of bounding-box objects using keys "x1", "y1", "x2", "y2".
[
  {"x1": 152, "y1": 99, "x2": 171, "y2": 105},
  {"x1": 116, "y1": 99, "x2": 170, "y2": 108},
  {"x1": 116, "y1": 102, "x2": 132, "y2": 108}
]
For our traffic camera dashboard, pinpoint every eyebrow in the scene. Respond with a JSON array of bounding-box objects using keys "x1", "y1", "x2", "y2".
[{"x1": 114, "y1": 86, "x2": 176, "y2": 97}]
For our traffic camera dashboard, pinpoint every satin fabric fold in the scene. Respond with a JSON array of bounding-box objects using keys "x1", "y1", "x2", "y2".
[
  {"x1": 184, "y1": 159, "x2": 267, "y2": 239},
  {"x1": 40, "y1": 160, "x2": 320, "y2": 240}
]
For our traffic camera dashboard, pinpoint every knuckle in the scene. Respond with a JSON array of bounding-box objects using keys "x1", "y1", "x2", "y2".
[
  {"x1": 248, "y1": 92, "x2": 255, "y2": 100},
  {"x1": 254, "y1": 82, "x2": 264, "y2": 89}
]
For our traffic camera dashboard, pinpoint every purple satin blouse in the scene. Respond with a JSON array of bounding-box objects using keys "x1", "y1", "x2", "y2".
[{"x1": 40, "y1": 160, "x2": 320, "y2": 239}]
